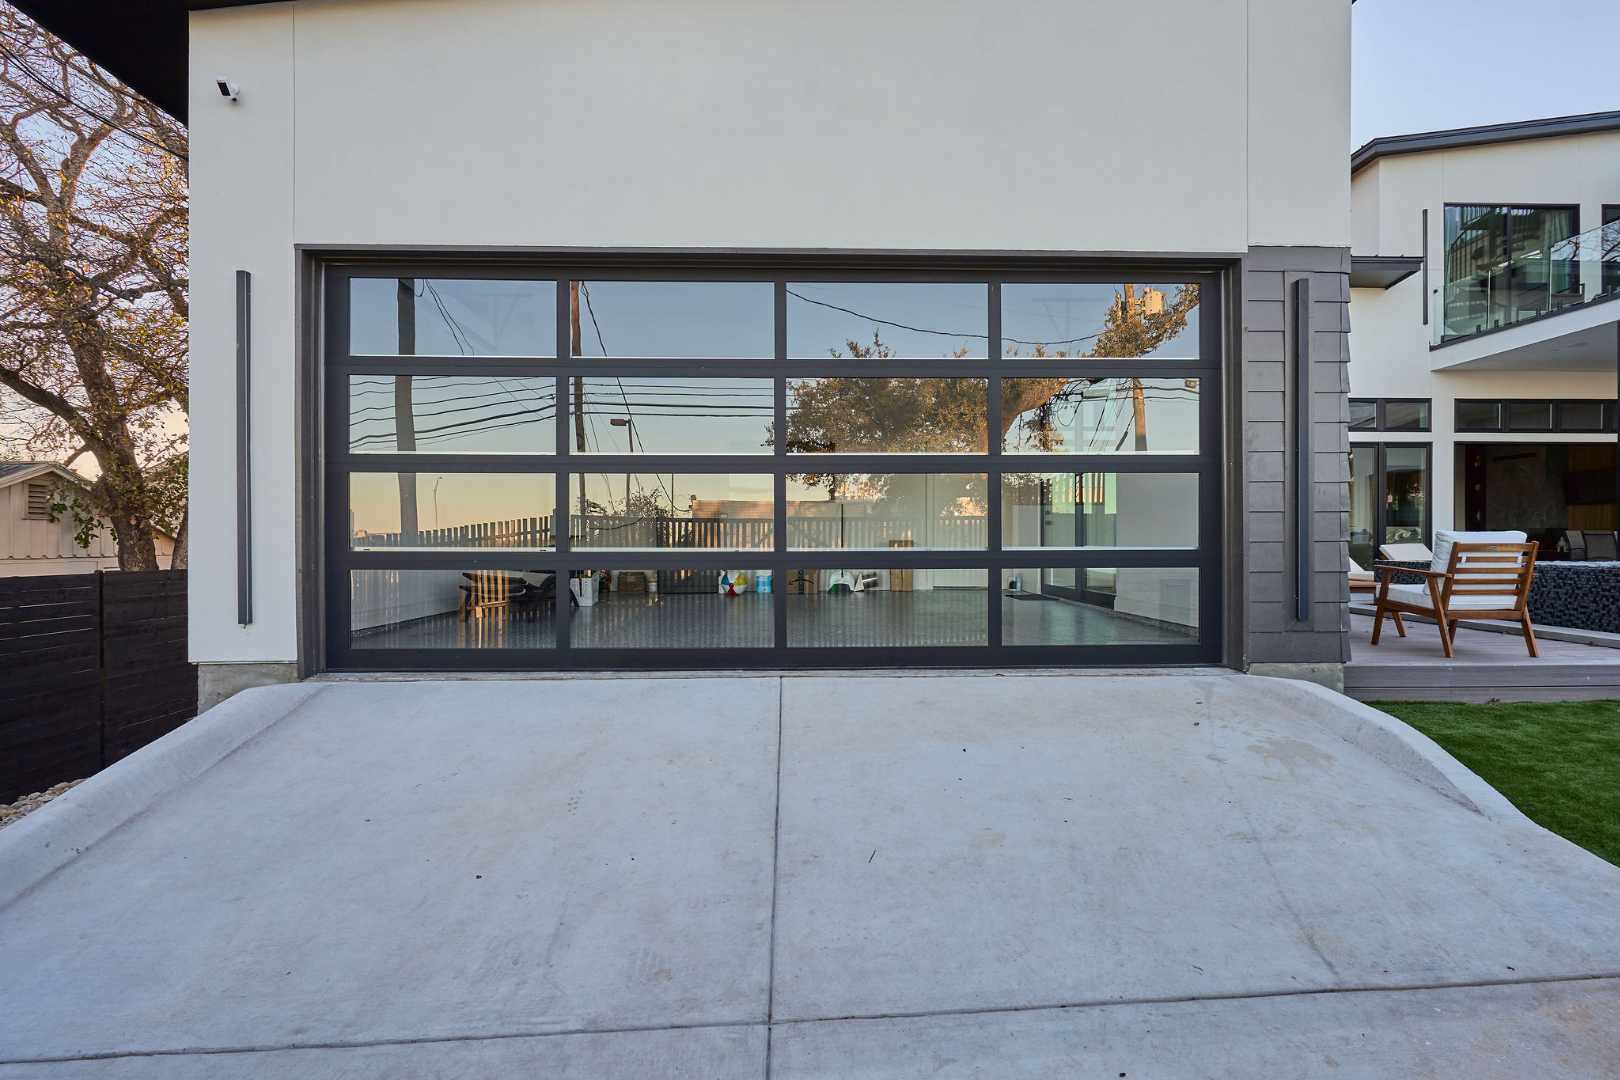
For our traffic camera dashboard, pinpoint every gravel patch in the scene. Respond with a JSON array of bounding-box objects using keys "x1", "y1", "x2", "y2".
[{"x1": 0, "y1": 781, "x2": 83, "y2": 830}]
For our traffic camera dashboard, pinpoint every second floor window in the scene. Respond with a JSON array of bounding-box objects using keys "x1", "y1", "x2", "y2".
[{"x1": 1442, "y1": 204, "x2": 1580, "y2": 340}]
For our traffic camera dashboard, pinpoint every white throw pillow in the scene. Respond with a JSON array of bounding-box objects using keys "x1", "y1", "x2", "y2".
[{"x1": 1431, "y1": 530, "x2": 1526, "y2": 574}]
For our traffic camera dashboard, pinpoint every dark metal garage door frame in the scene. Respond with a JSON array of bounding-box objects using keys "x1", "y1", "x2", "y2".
[{"x1": 312, "y1": 251, "x2": 1227, "y2": 672}]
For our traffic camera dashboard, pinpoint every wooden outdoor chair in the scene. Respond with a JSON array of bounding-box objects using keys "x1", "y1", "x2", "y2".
[
  {"x1": 1370, "y1": 541, "x2": 1540, "y2": 658},
  {"x1": 459, "y1": 571, "x2": 528, "y2": 621}
]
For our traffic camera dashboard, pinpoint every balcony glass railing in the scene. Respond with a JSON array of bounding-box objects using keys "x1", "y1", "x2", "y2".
[{"x1": 1434, "y1": 218, "x2": 1620, "y2": 344}]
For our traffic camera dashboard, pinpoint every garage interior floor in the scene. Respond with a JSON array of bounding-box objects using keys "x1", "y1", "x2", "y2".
[
  {"x1": 351, "y1": 590, "x2": 1196, "y2": 651},
  {"x1": 3, "y1": 674, "x2": 1618, "y2": 1078}
]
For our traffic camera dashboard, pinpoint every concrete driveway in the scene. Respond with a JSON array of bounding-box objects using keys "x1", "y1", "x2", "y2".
[{"x1": 3, "y1": 673, "x2": 1618, "y2": 1077}]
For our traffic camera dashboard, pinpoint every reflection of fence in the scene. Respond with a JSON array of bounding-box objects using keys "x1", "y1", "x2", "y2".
[
  {"x1": 356, "y1": 517, "x2": 555, "y2": 548},
  {"x1": 355, "y1": 514, "x2": 989, "y2": 550},
  {"x1": 573, "y1": 515, "x2": 775, "y2": 550},
  {"x1": 786, "y1": 515, "x2": 986, "y2": 550}
]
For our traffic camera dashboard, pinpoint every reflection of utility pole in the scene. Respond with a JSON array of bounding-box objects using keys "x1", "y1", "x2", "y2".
[
  {"x1": 1119, "y1": 284, "x2": 1152, "y2": 453},
  {"x1": 395, "y1": 279, "x2": 419, "y2": 544},
  {"x1": 610, "y1": 417, "x2": 634, "y2": 512},
  {"x1": 569, "y1": 283, "x2": 587, "y2": 517},
  {"x1": 1131, "y1": 378, "x2": 1148, "y2": 452}
]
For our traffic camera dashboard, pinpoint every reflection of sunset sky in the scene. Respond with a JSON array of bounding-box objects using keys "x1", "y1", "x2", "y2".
[
  {"x1": 344, "y1": 278, "x2": 1201, "y2": 526},
  {"x1": 349, "y1": 278, "x2": 1199, "y2": 361}
]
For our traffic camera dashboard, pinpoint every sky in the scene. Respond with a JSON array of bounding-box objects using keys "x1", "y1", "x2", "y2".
[{"x1": 1352, "y1": 0, "x2": 1620, "y2": 148}]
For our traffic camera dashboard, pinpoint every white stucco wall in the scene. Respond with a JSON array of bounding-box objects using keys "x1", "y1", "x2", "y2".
[
  {"x1": 188, "y1": 0, "x2": 1351, "y2": 664},
  {"x1": 1347, "y1": 130, "x2": 1620, "y2": 538}
]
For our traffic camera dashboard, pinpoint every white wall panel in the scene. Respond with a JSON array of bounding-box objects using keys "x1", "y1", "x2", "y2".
[
  {"x1": 289, "y1": 0, "x2": 1255, "y2": 253},
  {"x1": 188, "y1": 4, "x2": 299, "y2": 662}
]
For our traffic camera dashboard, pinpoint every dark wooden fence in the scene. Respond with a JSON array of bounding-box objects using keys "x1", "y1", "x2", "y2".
[{"x1": 1, "y1": 571, "x2": 195, "y2": 802}]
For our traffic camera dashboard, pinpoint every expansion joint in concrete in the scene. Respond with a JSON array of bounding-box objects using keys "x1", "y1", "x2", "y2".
[{"x1": 7, "y1": 972, "x2": 1620, "y2": 1068}]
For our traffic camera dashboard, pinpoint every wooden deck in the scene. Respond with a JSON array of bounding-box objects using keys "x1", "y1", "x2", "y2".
[{"x1": 1344, "y1": 613, "x2": 1620, "y2": 703}]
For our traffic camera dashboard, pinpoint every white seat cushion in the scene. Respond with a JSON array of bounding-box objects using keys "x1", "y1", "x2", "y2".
[
  {"x1": 1380, "y1": 543, "x2": 1433, "y2": 562},
  {"x1": 1431, "y1": 530, "x2": 1526, "y2": 574},
  {"x1": 1346, "y1": 556, "x2": 1373, "y2": 582},
  {"x1": 1384, "y1": 583, "x2": 1519, "y2": 611}
]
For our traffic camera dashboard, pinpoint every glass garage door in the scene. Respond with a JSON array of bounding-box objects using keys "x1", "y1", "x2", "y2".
[{"x1": 324, "y1": 265, "x2": 1222, "y2": 670}]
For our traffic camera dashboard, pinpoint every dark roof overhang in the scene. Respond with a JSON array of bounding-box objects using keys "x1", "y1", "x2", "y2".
[
  {"x1": 10, "y1": 1, "x2": 276, "y2": 121},
  {"x1": 1349, "y1": 255, "x2": 1422, "y2": 290},
  {"x1": 1352, "y1": 110, "x2": 1620, "y2": 174},
  {"x1": 25, "y1": 1, "x2": 1364, "y2": 127}
]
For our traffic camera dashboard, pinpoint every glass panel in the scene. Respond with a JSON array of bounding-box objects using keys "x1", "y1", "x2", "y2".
[
  {"x1": 570, "y1": 281, "x2": 773, "y2": 358},
  {"x1": 1347, "y1": 399, "x2": 1377, "y2": 431},
  {"x1": 787, "y1": 283, "x2": 987, "y2": 358},
  {"x1": 785, "y1": 474, "x2": 987, "y2": 550},
  {"x1": 1455, "y1": 401, "x2": 1501, "y2": 432},
  {"x1": 1443, "y1": 205, "x2": 1503, "y2": 339},
  {"x1": 1558, "y1": 401, "x2": 1605, "y2": 432},
  {"x1": 567, "y1": 568, "x2": 773, "y2": 649},
  {"x1": 1441, "y1": 205, "x2": 1580, "y2": 341},
  {"x1": 1506, "y1": 402, "x2": 1553, "y2": 432},
  {"x1": 569, "y1": 474, "x2": 773, "y2": 550},
  {"x1": 1382, "y1": 400, "x2": 1430, "y2": 432},
  {"x1": 349, "y1": 473, "x2": 556, "y2": 550},
  {"x1": 787, "y1": 378, "x2": 987, "y2": 453},
  {"x1": 1604, "y1": 206, "x2": 1620, "y2": 297},
  {"x1": 572, "y1": 378, "x2": 774, "y2": 454},
  {"x1": 1507, "y1": 206, "x2": 1581, "y2": 317},
  {"x1": 1383, "y1": 447, "x2": 1428, "y2": 550},
  {"x1": 786, "y1": 569, "x2": 987, "y2": 647},
  {"x1": 1001, "y1": 282, "x2": 1200, "y2": 359},
  {"x1": 1002, "y1": 473, "x2": 1198, "y2": 548},
  {"x1": 1003, "y1": 378, "x2": 1199, "y2": 454},
  {"x1": 350, "y1": 569, "x2": 557, "y2": 649},
  {"x1": 348, "y1": 376, "x2": 555, "y2": 454},
  {"x1": 1347, "y1": 446, "x2": 1378, "y2": 569},
  {"x1": 1001, "y1": 567, "x2": 1198, "y2": 645},
  {"x1": 350, "y1": 278, "x2": 554, "y2": 356}
]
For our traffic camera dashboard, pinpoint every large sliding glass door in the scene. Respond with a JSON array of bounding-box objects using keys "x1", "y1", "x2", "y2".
[
  {"x1": 1348, "y1": 443, "x2": 1430, "y2": 567},
  {"x1": 324, "y1": 261, "x2": 1222, "y2": 670}
]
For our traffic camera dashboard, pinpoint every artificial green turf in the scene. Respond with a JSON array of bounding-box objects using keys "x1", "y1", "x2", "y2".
[{"x1": 1371, "y1": 700, "x2": 1620, "y2": 868}]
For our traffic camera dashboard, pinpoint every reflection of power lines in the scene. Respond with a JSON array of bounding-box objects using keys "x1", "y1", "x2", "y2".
[
  {"x1": 576, "y1": 284, "x2": 685, "y2": 512},
  {"x1": 351, "y1": 405, "x2": 557, "y2": 448},
  {"x1": 1014, "y1": 381, "x2": 1198, "y2": 453},
  {"x1": 786, "y1": 287, "x2": 1178, "y2": 350}
]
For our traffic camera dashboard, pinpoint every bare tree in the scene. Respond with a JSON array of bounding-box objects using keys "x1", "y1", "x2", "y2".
[{"x1": 0, "y1": 7, "x2": 188, "y2": 569}]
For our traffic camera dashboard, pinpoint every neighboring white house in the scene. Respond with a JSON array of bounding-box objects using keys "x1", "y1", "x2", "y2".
[
  {"x1": 0, "y1": 461, "x2": 174, "y2": 576},
  {"x1": 1347, "y1": 112, "x2": 1620, "y2": 567},
  {"x1": 28, "y1": 0, "x2": 1357, "y2": 699}
]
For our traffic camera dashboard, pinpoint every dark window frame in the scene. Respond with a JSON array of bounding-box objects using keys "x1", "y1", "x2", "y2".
[
  {"x1": 1348, "y1": 442, "x2": 1433, "y2": 560},
  {"x1": 321, "y1": 258, "x2": 1225, "y2": 672},
  {"x1": 1456, "y1": 398, "x2": 1619, "y2": 434},
  {"x1": 1348, "y1": 397, "x2": 1431, "y2": 432}
]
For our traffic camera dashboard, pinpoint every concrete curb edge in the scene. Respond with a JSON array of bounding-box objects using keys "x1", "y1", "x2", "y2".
[
  {"x1": 0, "y1": 683, "x2": 329, "y2": 912},
  {"x1": 1251, "y1": 675, "x2": 1528, "y2": 824}
]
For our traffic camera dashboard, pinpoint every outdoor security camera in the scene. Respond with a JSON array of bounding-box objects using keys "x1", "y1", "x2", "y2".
[{"x1": 216, "y1": 79, "x2": 240, "y2": 103}]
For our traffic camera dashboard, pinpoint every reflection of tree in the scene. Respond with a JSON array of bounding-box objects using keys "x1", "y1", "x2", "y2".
[
  {"x1": 783, "y1": 283, "x2": 1198, "y2": 500},
  {"x1": 784, "y1": 334, "x2": 984, "y2": 500},
  {"x1": 1002, "y1": 283, "x2": 1199, "y2": 453}
]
